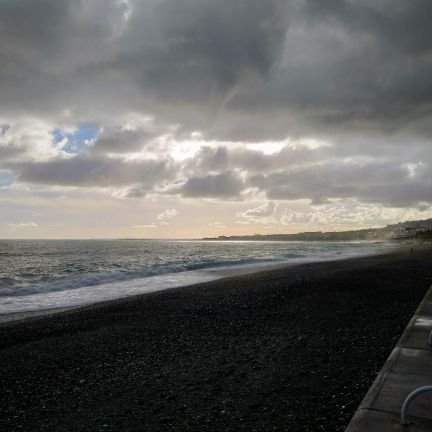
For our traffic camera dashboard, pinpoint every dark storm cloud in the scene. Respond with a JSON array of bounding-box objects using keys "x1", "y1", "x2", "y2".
[
  {"x1": 0, "y1": 0, "x2": 129, "y2": 115},
  {"x1": 0, "y1": 0, "x2": 291, "y2": 129},
  {"x1": 303, "y1": 0, "x2": 432, "y2": 110},
  {"x1": 211, "y1": 0, "x2": 432, "y2": 142},
  {"x1": 131, "y1": 0, "x2": 288, "y2": 102},
  {"x1": 0, "y1": 0, "x2": 72, "y2": 52},
  {"x1": 1, "y1": 0, "x2": 432, "y2": 135}
]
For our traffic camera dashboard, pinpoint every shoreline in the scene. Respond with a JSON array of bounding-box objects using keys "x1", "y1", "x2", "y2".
[
  {"x1": 1, "y1": 246, "x2": 431, "y2": 431},
  {"x1": 0, "y1": 242, "x2": 411, "y2": 324}
]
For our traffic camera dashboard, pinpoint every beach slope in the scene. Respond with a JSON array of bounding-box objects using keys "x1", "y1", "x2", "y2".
[{"x1": 1, "y1": 248, "x2": 432, "y2": 432}]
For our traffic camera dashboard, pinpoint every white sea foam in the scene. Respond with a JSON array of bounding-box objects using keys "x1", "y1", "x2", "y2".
[
  {"x1": 0, "y1": 270, "x2": 222, "y2": 315},
  {"x1": 0, "y1": 239, "x2": 400, "y2": 316}
]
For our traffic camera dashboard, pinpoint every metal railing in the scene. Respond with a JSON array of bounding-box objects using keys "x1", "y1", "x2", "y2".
[
  {"x1": 400, "y1": 386, "x2": 432, "y2": 425},
  {"x1": 400, "y1": 328, "x2": 432, "y2": 425}
]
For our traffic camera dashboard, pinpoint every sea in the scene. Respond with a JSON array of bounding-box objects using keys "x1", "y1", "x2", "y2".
[{"x1": 0, "y1": 239, "x2": 395, "y2": 316}]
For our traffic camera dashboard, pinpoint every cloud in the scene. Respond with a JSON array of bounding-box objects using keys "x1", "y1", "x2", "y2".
[
  {"x1": 236, "y1": 201, "x2": 277, "y2": 224},
  {"x1": 133, "y1": 223, "x2": 157, "y2": 229},
  {"x1": 157, "y1": 208, "x2": 178, "y2": 221},
  {"x1": 279, "y1": 200, "x2": 432, "y2": 230},
  {"x1": 90, "y1": 115, "x2": 159, "y2": 154},
  {"x1": 2, "y1": 123, "x2": 432, "y2": 209},
  {"x1": 110, "y1": 0, "x2": 289, "y2": 117},
  {"x1": 8, "y1": 221, "x2": 38, "y2": 228},
  {"x1": 1, "y1": 116, "x2": 431, "y2": 209},
  {"x1": 238, "y1": 201, "x2": 276, "y2": 218},
  {"x1": 208, "y1": 221, "x2": 227, "y2": 229},
  {"x1": 132, "y1": 208, "x2": 179, "y2": 229},
  {"x1": 185, "y1": 145, "x2": 280, "y2": 174},
  {"x1": 250, "y1": 160, "x2": 432, "y2": 208},
  {"x1": 0, "y1": 0, "x2": 431, "y2": 140},
  {"x1": 8, "y1": 155, "x2": 174, "y2": 190},
  {"x1": 156, "y1": 208, "x2": 178, "y2": 226},
  {"x1": 177, "y1": 172, "x2": 244, "y2": 198},
  {"x1": 0, "y1": 119, "x2": 62, "y2": 162}
]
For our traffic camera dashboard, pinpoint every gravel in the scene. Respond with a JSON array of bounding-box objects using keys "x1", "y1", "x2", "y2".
[{"x1": 1, "y1": 248, "x2": 432, "y2": 432}]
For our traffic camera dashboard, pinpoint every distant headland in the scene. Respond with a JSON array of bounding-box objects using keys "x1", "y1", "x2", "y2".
[{"x1": 202, "y1": 218, "x2": 432, "y2": 242}]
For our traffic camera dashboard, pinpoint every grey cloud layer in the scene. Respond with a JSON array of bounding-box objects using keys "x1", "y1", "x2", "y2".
[
  {"x1": 185, "y1": 144, "x2": 432, "y2": 206},
  {"x1": 3, "y1": 0, "x2": 431, "y2": 134},
  {"x1": 90, "y1": 127, "x2": 157, "y2": 154},
  {"x1": 2, "y1": 132, "x2": 431, "y2": 205},
  {"x1": 12, "y1": 156, "x2": 173, "y2": 189},
  {"x1": 176, "y1": 172, "x2": 244, "y2": 198},
  {"x1": 186, "y1": 145, "x2": 324, "y2": 174},
  {"x1": 250, "y1": 162, "x2": 432, "y2": 207},
  {"x1": 1, "y1": 0, "x2": 432, "y2": 208},
  {"x1": 119, "y1": 0, "x2": 288, "y2": 103}
]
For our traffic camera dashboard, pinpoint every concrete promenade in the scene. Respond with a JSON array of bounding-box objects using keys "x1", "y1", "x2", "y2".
[{"x1": 345, "y1": 285, "x2": 432, "y2": 431}]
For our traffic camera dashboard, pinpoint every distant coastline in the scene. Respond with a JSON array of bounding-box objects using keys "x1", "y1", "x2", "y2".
[{"x1": 203, "y1": 217, "x2": 432, "y2": 242}]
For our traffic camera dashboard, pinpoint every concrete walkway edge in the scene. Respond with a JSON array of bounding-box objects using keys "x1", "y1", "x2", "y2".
[{"x1": 345, "y1": 284, "x2": 432, "y2": 431}]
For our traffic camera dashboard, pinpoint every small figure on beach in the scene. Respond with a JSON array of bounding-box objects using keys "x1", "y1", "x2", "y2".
[{"x1": 410, "y1": 248, "x2": 413, "y2": 254}]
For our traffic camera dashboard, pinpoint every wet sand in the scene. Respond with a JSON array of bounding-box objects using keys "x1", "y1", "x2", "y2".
[{"x1": 1, "y1": 247, "x2": 432, "y2": 432}]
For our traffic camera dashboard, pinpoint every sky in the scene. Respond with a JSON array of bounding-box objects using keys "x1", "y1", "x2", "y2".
[{"x1": 1, "y1": 0, "x2": 432, "y2": 239}]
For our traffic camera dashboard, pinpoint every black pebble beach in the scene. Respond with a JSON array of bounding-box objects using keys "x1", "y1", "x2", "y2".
[{"x1": 1, "y1": 248, "x2": 432, "y2": 432}]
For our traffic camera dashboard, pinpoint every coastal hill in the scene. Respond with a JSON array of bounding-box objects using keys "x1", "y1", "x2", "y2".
[{"x1": 203, "y1": 218, "x2": 432, "y2": 242}]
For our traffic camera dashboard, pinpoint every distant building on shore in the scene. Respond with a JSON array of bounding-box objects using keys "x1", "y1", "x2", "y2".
[
  {"x1": 389, "y1": 227, "x2": 411, "y2": 239},
  {"x1": 389, "y1": 223, "x2": 432, "y2": 240}
]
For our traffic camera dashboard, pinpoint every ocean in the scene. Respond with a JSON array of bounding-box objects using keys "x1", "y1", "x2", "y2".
[{"x1": 0, "y1": 239, "x2": 394, "y2": 315}]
